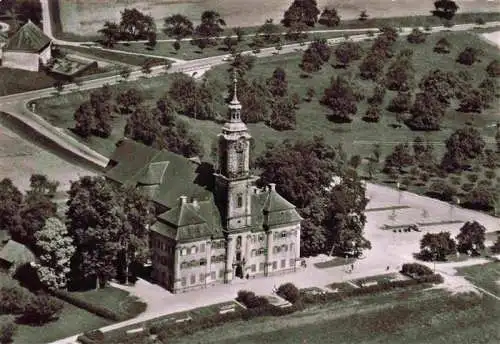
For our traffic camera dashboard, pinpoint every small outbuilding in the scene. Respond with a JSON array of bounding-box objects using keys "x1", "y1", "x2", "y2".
[{"x1": 2, "y1": 20, "x2": 52, "y2": 72}]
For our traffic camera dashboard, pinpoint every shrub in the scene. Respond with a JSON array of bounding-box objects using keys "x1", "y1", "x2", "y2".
[
  {"x1": 486, "y1": 60, "x2": 500, "y2": 77},
  {"x1": 457, "y1": 47, "x2": 481, "y2": 66},
  {"x1": 467, "y1": 173, "x2": 479, "y2": 183},
  {"x1": 0, "y1": 317, "x2": 17, "y2": 344},
  {"x1": 401, "y1": 263, "x2": 433, "y2": 277},
  {"x1": 363, "y1": 105, "x2": 381, "y2": 122},
  {"x1": 407, "y1": 28, "x2": 426, "y2": 44},
  {"x1": 21, "y1": 293, "x2": 64, "y2": 325},
  {"x1": 475, "y1": 17, "x2": 485, "y2": 25},
  {"x1": 0, "y1": 285, "x2": 32, "y2": 315},
  {"x1": 462, "y1": 183, "x2": 474, "y2": 192},
  {"x1": 484, "y1": 170, "x2": 496, "y2": 179},
  {"x1": 236, "y1": 290, "x2": 269, "y2": 309},
  {"x1": 277, "y1": 283, "x2": 300, "y2": 303}
]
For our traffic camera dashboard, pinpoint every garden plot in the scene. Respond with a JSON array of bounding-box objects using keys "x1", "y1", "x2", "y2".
[
  {"x1": 49, "y1": 55, "x2": 98, "y2": 78},
  {"x1": 351, "y1": 273, "x2": 410, "y2": 288}
]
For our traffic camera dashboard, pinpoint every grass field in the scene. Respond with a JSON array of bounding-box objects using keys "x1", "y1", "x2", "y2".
[
  {"x1": 457, "y1": 262, "x2": 500, "y2": 296},
  {"x1": 34, "y1": 30, "x2": 500, "y2": 167},
  {"x1": 171, "y1": 287, "x2": 500, "y2": 344},
  {"x1": 0, "y1": 68, "x2": 58, "y2": 96},
  {"x1": 112, "y1": 30, "x2": 372, "y2": 60}
]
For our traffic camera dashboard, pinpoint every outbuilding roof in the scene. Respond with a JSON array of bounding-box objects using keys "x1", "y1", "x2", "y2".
[{"x1": 3, "y1": 20, "x2": 51, "y2": 53}]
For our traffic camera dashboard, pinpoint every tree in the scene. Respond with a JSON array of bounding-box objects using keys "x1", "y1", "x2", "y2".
[
  {"x1": 34, "y1": 218, "x2": 75, "y2": 290},
  {"x1": 318, "y1": 7, "x2": 340, "y2": 27},
  {"x1": 406, "y1": 92, "x2": 446, "y2": 131},
  {"x1": 268, "y1": 97, "x2": 296, "y2": 131},
  {"x1": 98, "y1": 21, "x2": 120, "y2": 47},
  {"x1": 486, "y1": 60, "x2": 500, "y2": 77},
  {"x1": 457, "y1": 47, "x2": 481, "y2": 66},
  {"x1": 384, "y1": 143, "x2": 414, "y2": 173},
  {"x1": 233, "y1": 27, "x2": 245, "y2": 42},
  {"x1": 428, "y1": 180, "x2": 457, "y2": 201},
  {"x1": 173, "y1": 39, "x2": 181, "y2": 52},
  {"x1": 359, "y1": 51, "x2": 385, "y2": 81},
  {"x1": 478, "y1": 78, "x2": 498, "y2": 108},
  {"x1": 233, "y1": 78, "x2": 269, "y2": 123},
  {"x1": 458, "y1": 89, "x2": 484, "y2": 113},
  {"x1": 324, "y1": 170, "x2": 370, "y2": 257},
  {"x1": 66, "y1": 176, "x2": 122, "y2": 288},
  {"x1": 418, "y1": 69, "x2": 466, "y2": 105},
  {"x1": 363, "y1": 105, "x2": 381, "y2": 123},
  {"x1": 358, "y1": 10, "x2": 369, "y2": 21},
  {"x1": 456, "y1": 221, "x2": 486, "y2": 254},
  {"x1": 257, "y1": 19, "x2": 281, "y2": 43},
  {"x1": 266, "y1": 67, "x2": 288, "y2": 98},
  {"x1": 230, "y1": 53, "x2": 256, "y2": 77},
  {"x1": 0, "y1": 317, "x2": 17, "y2": 344},
  {"x1": 282, "y1": 0, "x2": 320, "y2": 27},
  {"x1": 124, "y1": 105, "x2": 162, "y2": 146},
  {"x1": 496, "y1": 128, "x2": 500, "y2": 153},
  {"x1": 441, "y1": 127, "x2": 485, "y2": 172},
  {"x1": 385, "y1": 56, "x2": 414, "y2": 92},
  {"x1": 407, "y1": 28, "x2": 426, "y2": 44},
  {"x1": 119, "y1": 8, "x2": 155, "y2": 40},
  {"x1": 73, "y1": 102, "x2": 94, "y2": 138},
  {"x1": 334, "y1": 41, "x2": 362, "y2": 68},
  {"x1": 28, "y1": 174, "x2": 59, "y2": 198},
  {"x1": 120, "y1": 67, "x2": 131, "y2": 80},
  {"x1": 10, "y1": 192, "x2": 57, "y2": 249},
  {"x1": 464, "y1": 187, "x2": 495, "y2": 211},
  {"x1": 116, "y1": 88, "x2": 144, "y2": 114},
  {"x1": 0, "y1": 178, "x2": 23, "y2": 234},
  {"x1": 147, "y1": 31, "x2": 157, "y2": 48},
  {"x1": 387, "y1": 92, "x2": 411, "y2": 113},
  {"x1": 163, "y1": 14, "x2": 194, "y2": 40},
  {"x1": 162, "y1": 119, "x2": 205, "y2": 158},
  {"x1": 117, "y1": 187, "x2": 154, "y2": 284},
  {"x1": 300, "y1": 38, "x2": 331, "y2": 73},
  {"x1": 53, "y1": 80, "x2": 64, "y2": 94},
  {"x1": 433, "y1": 0, "x2": 459, "y2": 20},
  {"x1": 285, "y1": 20, "x2": 309, "y2": 42},
  {"x1": 194, "y1": 10, "x2": 226, "y2": 42},
  {"x1": 14, "y1": 0, "x2": 42, "y2": 24},
  {"x1": 321, "y1": 76, "x2": 357, "y2": 123},
  {"x1": 419, "y1": 232, "x2": 456, "y2": 261},
  {"x1": 491, "y1": 235, "x2": 500, "y2": 254},
  {"x1": 22, "y1": 294, "x2": 64, "y2": 325},
  {"x1": 277, "y1": 283, "x2": 300, "y2": 303},
  {"x1": 434, "y1": 37, "x2": 451, "y2": 54}
]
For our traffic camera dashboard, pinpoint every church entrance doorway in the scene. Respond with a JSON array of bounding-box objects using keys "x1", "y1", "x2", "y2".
[{"x1": 235, "y1": 264, "x2": 243, "y2": 278}]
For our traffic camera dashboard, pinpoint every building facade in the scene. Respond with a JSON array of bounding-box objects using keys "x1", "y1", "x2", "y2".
[
  {"x1": 2, "y1": 20, "x2": 52, "y2": 72},
  {"x1": 106, "y1": 77, "x2": 302, "y2": 293}
]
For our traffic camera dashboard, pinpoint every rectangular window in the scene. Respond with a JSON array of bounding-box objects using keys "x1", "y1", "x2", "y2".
[
  {"x1": 251, "y1": 264, "x2": 256, "y2": 272},
  {"x1": 181, "y1": 277, "x2": 187, "y2": 287},
  {"x1": 290, "y1": 259, "x2": 295, "y2": 267},
  {"x1": 199, "y1": 273, "x2": 205, "y2": 282},
  {"x1": 211, "y1": 271, "x2": 216, "y2": 280},
  {"x1": 281, "y1": 232, "x2": 287, "y2": 238},
  {"x1": 190, "y1": 274, "x2": 196, "y2": 285},
  {"x1": 236, "y1": 194, "x2": 243, "y2": 208},
  {"x1": 281, "y1": 259, "x2": 286, "y2": 268},
  {"x1": 200, "y1": 243, "x2": 205, "y2": 253},
  {"x1": 259, "y1": 263, "x2": 265, "y2": 271},
  {"x1": 272, "y1": 261, "x2": 277, "y2": 270},
  {"x1": 219, "y1": 269, "x2": 225, "y2": 278},
  {"x1": 237, "y1": 152, "x2": 244, "y2": 173},
  {"x1": 191, "y1": 246, "x2": 197, "y2": 255}
]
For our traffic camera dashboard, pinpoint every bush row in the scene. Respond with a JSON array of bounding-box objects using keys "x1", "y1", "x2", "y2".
[
  {"x1": 77, "y1": 274, "x2": 443, "y2": 344},
  {"x1": 301, "y1": 274, "x2": 443, "y2": 304},
  {"x1": 51, "y1": 289, "x2": 121, "y2": 321},
  {"x1": 236, "y1": 290, "x2": 270, "y2": 308}
]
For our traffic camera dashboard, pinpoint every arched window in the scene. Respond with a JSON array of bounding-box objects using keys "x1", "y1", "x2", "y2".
[
  {"x1": 181, "y1": 262, "x2": 187, "y2": 269},
  {"x1": 258, "y1": 248, "x2": 265, "y2": 255},
  {"x1": 282, "y1": 244, "x2": 288, "y2": 252},
  {"x1": 290, "y1": 243, "x2": 294, "y2": 252},
  {"x1": 251, "y1": 249, "x2": 256, "y2": 257},
  {"x1": 181, "y1": 248, "x2": 187, "y2": 256},
  {"x1": 281, "y1": 231, "x2": 287, "y2": 238},
  {"x1": 191, "y1": 246, "x2": 197, "y2": 254},
  {"x1": 236, "y1": 194, "x2": 243, "y2": 208}
]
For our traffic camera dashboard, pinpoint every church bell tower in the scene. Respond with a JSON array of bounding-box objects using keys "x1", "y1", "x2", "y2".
[{"x1": 214, "y1": 73, "x2": 254, "y2": 232}]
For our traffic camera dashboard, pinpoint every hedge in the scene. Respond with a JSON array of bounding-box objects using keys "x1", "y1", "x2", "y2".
[
  {"x1": 401, "y1": 263, "x2": 434, "y2": 278},
  {"x1": 51, "y1": 290, "x2": 121, "y2": 321},
  {"x1": 82, "y1": 274, "x2": 443, "y2": 344}
]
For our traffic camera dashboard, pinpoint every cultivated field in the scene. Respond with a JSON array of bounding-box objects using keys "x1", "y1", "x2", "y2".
[{"x1": 57, "y1": 0, "x2": 500, "y2": 35}]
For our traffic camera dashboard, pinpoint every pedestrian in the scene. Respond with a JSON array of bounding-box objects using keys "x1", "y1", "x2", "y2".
[
  {"x1": 386, "y1": 265, "x2": 390, "y2": 271},
  {"x1": 351, "y1": 263, "x2": 354, "y2": 271},
  {"x1": 246, "y1": 273, "x2": 249, "y2": 279}
]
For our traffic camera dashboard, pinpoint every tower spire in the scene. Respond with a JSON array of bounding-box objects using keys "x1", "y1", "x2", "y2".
[{"x1": 231, "y1": 70, "x2": 239, "y2": 104}]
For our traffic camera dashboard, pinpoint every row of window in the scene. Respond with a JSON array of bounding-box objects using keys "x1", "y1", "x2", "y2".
[
  {"x1": 154, "y1": 240, "x2": 173, "y2": 253},
  {"x1": 253, "y1": 259, "x2": 296, "y2": 272},
  {"x1": 180, "y1": 255, "x2": 227, "y2": 269},
  {"x1": 272, "y1": 230, "x2": 297, "y2": 240},
  {"x1": 180, "y1": 270, "x2": 224, "y2": 287},
  {"x1": 179, "y1": 243, "x2": 206, "y2": 256}
]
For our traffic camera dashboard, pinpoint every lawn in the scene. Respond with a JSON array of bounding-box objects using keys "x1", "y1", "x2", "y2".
[
  {"x1": 33, "y1": 30, "x2": 500, "y2": 186},
  {"x1": 69, "y1": 286, "x2": 146, "y2": 320},
  {"x1": 457, "y1": 262, "x2": 500, "y2": 296},
  {"x1": 0, "y1": 68, "x2": 58, "y2": 96},
  {"x1": 0, "y1": 272, "x2": 111, "y2": 344},
  {"x1": 172, "y1": 287, "x2": 500, "y2": 344}
]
